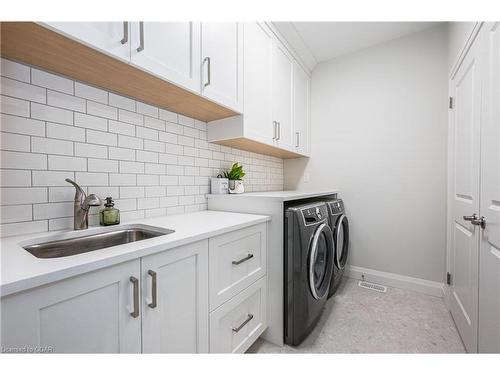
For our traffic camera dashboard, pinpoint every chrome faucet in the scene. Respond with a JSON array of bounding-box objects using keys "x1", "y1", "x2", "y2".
[{"x1": 65, "y1": 178, "x2": 102, "y2": 230}]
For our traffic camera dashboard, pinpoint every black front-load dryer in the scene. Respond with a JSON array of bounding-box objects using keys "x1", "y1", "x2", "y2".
[
  {"x1": 284, "y1": 202, "x2": 334, "y2": 346},
  {"x1": 325, "y1": 198, "x2": 349, "y2": 298}
]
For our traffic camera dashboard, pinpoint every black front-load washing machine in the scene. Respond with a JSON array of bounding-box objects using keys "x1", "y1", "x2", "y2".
[
  {"x1": 325, "y1": 198, "x2": 349, "y2": 298},
  {"x1": 284, "y1": 202, "x2": 335, "y2": 346}
]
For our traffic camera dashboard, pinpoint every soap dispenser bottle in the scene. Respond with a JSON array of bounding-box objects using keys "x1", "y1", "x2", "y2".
[{"x1": 100, "y1": 197, "x2": 120, "y2": 226}]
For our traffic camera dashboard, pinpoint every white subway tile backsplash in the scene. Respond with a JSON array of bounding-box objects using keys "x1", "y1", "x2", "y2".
[
  {"x1": 1, "y1": 77, "x2": 46, "y2": 103},
  {"x1": 32, "y1": 68, "x2": 73, "y2": 94},
  {"x1": 0, "y1": 187, "x2": 47, "y2": 205},
  {"x1": 33, "y1": 170, "x2": 74, "y2": 186},
  {"x1": 32, "y1": 137, "x2": 74, "y2": 156},
  {"x1": 0, "y1": 169, "x2": 31, "y2": 187},
  {"x1": 1, "y1": 132, "x2": 30, "y2": 152},
  {"x1": 74, "y1": 82, "x2": 108, "y2": 104},
  {"x1": 109, "y1": 93, "x2": 136, "y2": 111},
  {"x1": 75, "y1": 142, "x2": 108, "y2": 159},
  {"x1": 47, "y1": 122, "x2": 86, "y2": 142},
  {"x1": 48, "y1": 155, "x2": 87, "y2": 171},
  {"x1": 87, "y1": 100, "x2": 118, "y2": 120},
  {"x1": 1, "y1": 150, "x2": 47, "y2": 170},
  {"x1": 31, "y1": 102, "x2": 73, "y2": 125},
  {"x1": 1, "y1": 58, "x2": 30, "y2": 83},
  {"x1": 118, "y1": 109, "x2": 143, "y2": 125},
  {"x1": 137, "y1": 102, "x2": 158, "y2": 118},
  {"x1": 1, "y1": 204, "x2": 33, "y2": 224},
  {"x1": 47, "y1": 90, "x2": 86, "y2": 112},
  {"x1": 74, "y1": 112, "x2": 107, "y2": 131},
  {"x1": 0, "y1": 60, "x2": 283, "y2": 236},
  {"x1": 1, "y1": 95, "x2": 30, "y2": 117}
]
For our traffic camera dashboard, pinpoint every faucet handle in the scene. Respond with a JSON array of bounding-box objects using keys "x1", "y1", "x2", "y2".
[{"x1": 82, "y1": 194, "x2": 102, "y2": 210}]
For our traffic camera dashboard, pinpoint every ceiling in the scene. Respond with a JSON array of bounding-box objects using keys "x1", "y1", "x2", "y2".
[{"x1": 273, "y1": 22, "x2": 441, "y2": 70}]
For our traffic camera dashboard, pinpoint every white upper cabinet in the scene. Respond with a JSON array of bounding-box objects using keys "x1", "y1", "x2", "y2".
[
  {"x1": 201, "y1": 22, "x2": 244, "y2": 112},
  {"x1": 272, "y1": 42, "x2": 295, "y2": 151},
  {"x1": 44, "y1": 22, "x2": 131, "y2": 62},
  {"x1": 242, "y1": 22, "x2": 274, "y2": 144},
  {"x1": 130, "y1": 22, "x2": 201, "y2": 92},
  {"x1": 293, "y1": 62, "x2": 311, "y2": 156}
]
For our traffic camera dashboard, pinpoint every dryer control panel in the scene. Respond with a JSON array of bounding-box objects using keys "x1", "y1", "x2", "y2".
[
  {"x1": 301, "y1": 205, "x2": 328, "y2": 224},
  {"x1": 326, "y1": 199, "x2": 344, "y2": 214}
]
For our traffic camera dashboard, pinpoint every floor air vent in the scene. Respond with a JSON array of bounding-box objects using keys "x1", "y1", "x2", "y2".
[{"x1": 358, "y1": 280, "x2": 387, "y2": 293}]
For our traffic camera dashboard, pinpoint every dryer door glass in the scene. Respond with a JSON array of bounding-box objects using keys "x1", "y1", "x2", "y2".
[
  {"x1": 334, "y1": 214, "x2": 349, "y2": 270},
  {"x1": 309, "y1": 223, "x2": 334, "y2": 299}
]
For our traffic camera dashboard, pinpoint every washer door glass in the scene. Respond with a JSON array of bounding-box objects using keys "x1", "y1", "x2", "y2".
[
  {"x1": 334, "y1": 214, "x2": 349, "y2": 270},
  {"x1": 309, "y1": 223, "x2": 334, "y2": 299}
]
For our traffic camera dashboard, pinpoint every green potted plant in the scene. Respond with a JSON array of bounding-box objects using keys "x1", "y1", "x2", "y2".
[{"x1": 223, "y1": 163, "x2": 246, "y2": 194}]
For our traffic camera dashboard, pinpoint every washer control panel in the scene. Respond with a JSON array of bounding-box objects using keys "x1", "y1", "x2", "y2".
[
  {"x1": 301, "y1": 204, "x2": 328, "y2": 224},
  {"x1": 327, "y1": 199, "x2": 344, "y2": 214}
]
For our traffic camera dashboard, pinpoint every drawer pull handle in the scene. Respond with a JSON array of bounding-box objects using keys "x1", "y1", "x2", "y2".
[
  {"x1": 232, "y1": 314, "x2": 254, "y2": 333},
  {"x1": 148, "y1": 270, "x2": 157, "y2": 309},
  {"x1": 130, "y1": 276, "x2": 139, "y2": 318},
  {"x1": 232, "y1": 253, "x2": 254, "y2": 265}
]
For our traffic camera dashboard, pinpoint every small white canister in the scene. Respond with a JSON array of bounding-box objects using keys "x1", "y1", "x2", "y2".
[{"x1": 211, "y1": 175, "x2": 229, "y2": 194}]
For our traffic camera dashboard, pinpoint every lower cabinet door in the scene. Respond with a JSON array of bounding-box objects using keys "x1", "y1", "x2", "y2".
[
  {"x1": 0, "y1": 259, "x2": 142, "y2": 353},
  {"x1": 141, "y1": 240, "x2": 209, "y2": 353},
  {"x1": 209, "y1": 277, "x2": 267, "y2": 353}
]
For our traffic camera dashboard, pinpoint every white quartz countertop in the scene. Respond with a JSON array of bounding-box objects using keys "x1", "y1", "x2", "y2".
[
  {"x1": 0, "y1": 211, "x2": 270, "y2": 297},
  {"x1": 207, "y1": 190, "x2": 338, "y2": 201}
]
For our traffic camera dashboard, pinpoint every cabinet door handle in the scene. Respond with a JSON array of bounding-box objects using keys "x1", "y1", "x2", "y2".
[
  {"x1": 148, "y1": 270, "x2": 157, "y2": 309},
  {"x1": 130, "y1": 276, "x2": 139, "y2": 318},
  {"x1": 136, "y1": 22, "x2": 144, "y2": 52},
  {"x1": 296, "y1": 132, "x2": 300, "y2": 147},
  {"x1": 203, "y1": 57, "x2": 211, "y2": 87},
  {"x1": 121, "y1": 22, "x2": 128, "y2": 45},
  {"x1": 272, "y1": 121, "x2": 277, "y2": 140},
  {"x1": 232, "y1": 253, "x2": 254, "y2": 265},
  {"x1": 277, "y1": 122, "x2": 281, "y2": 140},
  {"x1": 232, "y1": 314, "x2": 254, "y2": 333}
]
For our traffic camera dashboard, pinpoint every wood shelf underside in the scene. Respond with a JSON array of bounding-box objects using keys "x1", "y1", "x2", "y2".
[{"x1": 0, "y1": 22, "x2": 237, "y2": 122}]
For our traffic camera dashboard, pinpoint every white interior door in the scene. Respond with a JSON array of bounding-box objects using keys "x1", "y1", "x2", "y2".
[
  {"x1": 448, "y1": 31, "x2": 483, "y2": 353},
  {"x1": 242, "y1": 22, "x2": 274, "y2": 144},
  {"x1": 272, "y1": 42, "x2": 294, "y2": 150},
  {"x1": 201, "y1": 22, "x2": 243, "y2": 112},
  {"x1": 141, "y1": 241, "x2": 209, "y2": 353},
  {"x1": 478, "y1": 22, "x2": 500, "y2": 353},
  {"x1": 130, "y1": 22, "x2": 201, "y2": 92},
  {"x1": 44, "y1": 22, "x2": 131, "y2": 62}
]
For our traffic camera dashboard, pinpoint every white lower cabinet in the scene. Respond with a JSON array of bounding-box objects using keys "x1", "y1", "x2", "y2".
[
  {"x1": 141, "y1": 240, "x2": 209, "y2": 353},
  {"x1": 209, "y1": 277, "x2": 267, "y2": 353},
  {"x1": 1, "y1": 224, "x2": 267, "y2": 353},
  {"x1": 1, "y1": 259, "x2": 142, "y2": 353}
]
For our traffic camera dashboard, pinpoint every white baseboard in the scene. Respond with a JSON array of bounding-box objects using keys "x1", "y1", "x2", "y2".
[{"x1": 345, "y1": 265, "x2": 446, "y2": 298}]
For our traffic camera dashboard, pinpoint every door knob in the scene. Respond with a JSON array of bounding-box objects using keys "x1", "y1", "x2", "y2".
[{"x1": 463, "y1": 214, "x2": 478, "y2": 221}]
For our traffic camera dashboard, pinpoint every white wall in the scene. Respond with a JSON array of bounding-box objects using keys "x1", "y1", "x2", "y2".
[
  {"x1": 448, "y1": 22, "x2": 477, "y2": 72},
  {"x1": 0, "y1": 58, "x2": 283, "y2": 237},
  {"x1": 284, "y1": 26, "x2": 449, "y2": 283}
]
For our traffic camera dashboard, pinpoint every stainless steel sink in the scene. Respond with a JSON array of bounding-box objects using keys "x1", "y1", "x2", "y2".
[{"x1": 23, "y1": 225, "x2": 175, "y2": 259}]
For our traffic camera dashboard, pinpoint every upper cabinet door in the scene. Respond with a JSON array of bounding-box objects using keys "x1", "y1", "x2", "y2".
[
  {"x1": 242, "y1": 22, "x2": 274, "y2": 144},
  {"x1": 272, "y1": 42, "x2": 294, "y2": 150},
  {"x1": 44, "y1": 22, "x2": 131, "y2": 62},
  {"x1": 293, "y1": 62, "x2": 311, "y2": 156},
  {"x1": 141, "y1": 240, "x2": 209, "y2": 353},
  {"x1": 130, "y1": 22, "x2": 201, "y2": 92},
  {"x1": 201, "y1": 23, "x2": 243, "y2": 112}
]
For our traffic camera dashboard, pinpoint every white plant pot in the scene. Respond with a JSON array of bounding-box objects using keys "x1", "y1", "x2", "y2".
[{"x1": 228, "y1": 180, "x2": 244, "y2": 194}]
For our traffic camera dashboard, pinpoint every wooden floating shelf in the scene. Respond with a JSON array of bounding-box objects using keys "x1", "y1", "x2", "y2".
[
  {"x1": 213, "y1": 138, "x2": 305, "y2": 159},
  {"x1": 0, "y1": 22, "x2": 238, "y2": 122}
]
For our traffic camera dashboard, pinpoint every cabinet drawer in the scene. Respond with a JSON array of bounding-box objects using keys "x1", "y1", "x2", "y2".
[
  {"x1": 209, "y1": 277, "x2": 267, "y2": 353},
  {"x1": 209, "y1": 223, "x2": 267, "y2": 310}
]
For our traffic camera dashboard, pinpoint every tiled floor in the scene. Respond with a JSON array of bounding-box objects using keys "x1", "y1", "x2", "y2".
[{"x1": 247, "y1": 278, "x2": 465, "y2": 353}]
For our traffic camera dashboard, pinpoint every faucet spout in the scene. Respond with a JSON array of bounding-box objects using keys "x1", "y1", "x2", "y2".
[{"x1": 65, "y1": 179, "x2": 102, "y2": 230}]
